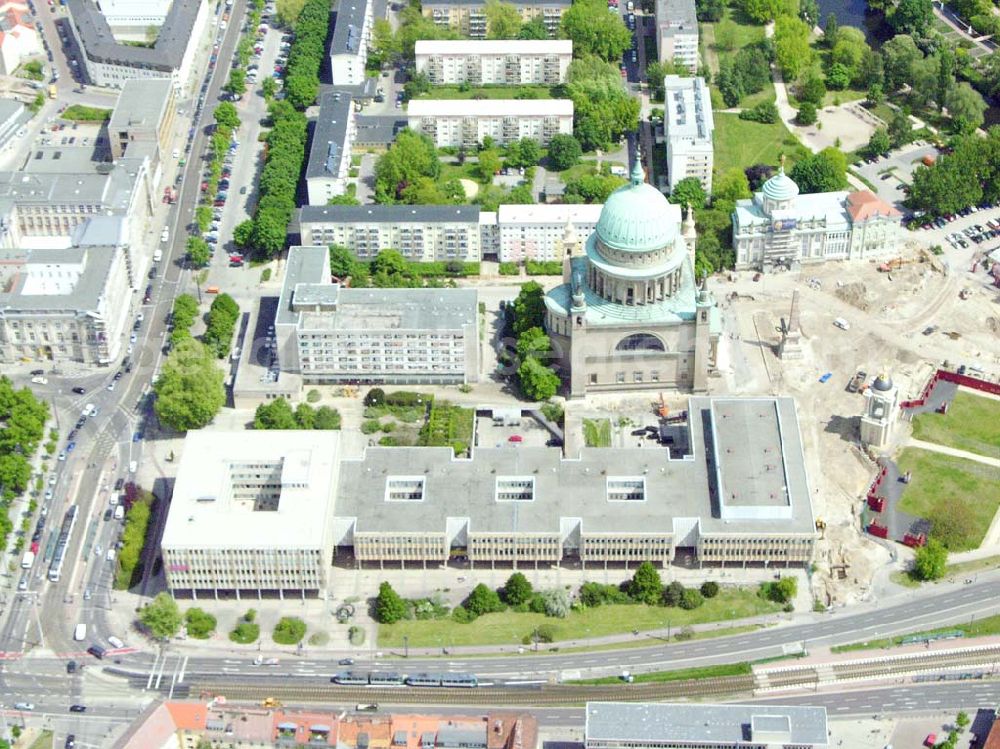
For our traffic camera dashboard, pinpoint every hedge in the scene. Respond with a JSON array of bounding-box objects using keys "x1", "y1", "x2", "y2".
[{"x1": 113, "y1": 490, "x2": 154, "y2": 590}]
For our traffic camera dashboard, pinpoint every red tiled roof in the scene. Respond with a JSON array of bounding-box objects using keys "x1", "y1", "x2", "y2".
[
  {"x1": 983, "y1": 718, "x2": 1000, "y2": 749},
  {"x1": 845, "y1": 190, "x2": 901, "y2": 221}
]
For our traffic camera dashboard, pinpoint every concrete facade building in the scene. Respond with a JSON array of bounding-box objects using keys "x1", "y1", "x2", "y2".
[
  {"x1": 275, "y1": 246, "x2": 479, "y2": 385},
  {"x1": 415, "y1": 40, "x2": 572, "y2": 85},
  {"x1": 732, "y1": 168, "x2": 904, "y2": 271},
  {"x1": 585, "y1": 702, "x2": 829, "y2": 749},
  {"x1": 87, "y1": 0, "x2": 171, "y2": 29},
  {"x1": 409, "y1": 99, "x2": 573, "y2": 148},
  {"x1": 299, "y1": 205, "x2": 483, "y2": 262},
  {"x1": 330, "y1": 0, "x2": 372, "y2": 87},
  {"x1": 0, "y1": 242, "x2": 132, "y2": 365},
  {"x1": 422, "y1": 0, "x2": 570, "y2": 38},
  {"x1": 494, "y1": 204, "x2": 602, "y2": 262},
  {"x1": 334, "y1": 397, "x2": 817, "y2": 568},
  {"x1": 662, "y1": 75, "x2": 713, "y2": 194},
  {"x1": 161, "y1": 430, "x2": 341, "y2": 599},
  {"x1": 654, "y1": 0, "x2": 698, "y2": 70},
  {"x1": 0, "y1": 99, "x2": 25, "y2": 150},
  {"x1": 0, "y1": 2, "x2": 41, "y2": 76},
  {"x1": 107, "y1": 78, "x2": 176, "y2": 162},
  {"x1": 65, "y1": 0, "x2": 210, "y2": 88},
  {"x1": 545, "y1": 162, "x2": 720, "y2": 397},
  {"x1": 305, "y1": 92, "x2": 356, "y2": 205}
]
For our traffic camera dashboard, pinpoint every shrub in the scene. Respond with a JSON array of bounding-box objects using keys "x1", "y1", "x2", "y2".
[
  {"x1": 759, "y1": 576, "x2": 798, "y2": 604},
  {"x1": 465, "y1": 583, "x2": 504, "y2": 616},
  {"x1": 308, "y1": 631, "x2": 329, "y2": 646},
  {"x1": 378, "y1": 436, "x2": 400, "y2": 446},
  {"x1": 273, "y1": 616, "x2": 307, "y2": 644},
  {"x1": 375, "y1": 581, "x2": 407, "y2": 624},
  {"x1": 380, "y1": 420, "x2": 396, "y2": 433},
  {"x1": 700, "y1": 581, "x2": 720, "y2": 598},
  {"x1": 451, "y1": 604, "x2": 474, "y2": 623},
  {"x1": 229, "y1": 621, "x2": 260, "y2": 644},
  {"x1": 502, "y1": 572, "x2": 534, "y2": 606},
  {"x1": 348, "y1": 625, "x2": 366, "y2": 645},
  {"x1": 498, "y1": 262, "x2": 520, "y2": 275},
  {"x1": 525, "y1": 260, "x2": 563, "y2": 275},
  {"x1": 679, "y1": 588, "x2": 704, "y2": 610},
  {"x1": 306, "y1": 389, "x2": 321, "y2": 403},
  {"x1": 796, "y1": 101, "x2": 818, "y2": 126},
  {"x1": 361, "y1": 419, "x2": 381, "y2": 434},
  {"x1": 384, "y1": 391, "x2": 431, "y2": 407},
  {"x1": 185, "y1": 608, "x2": 217, "y2": 639},
  {"x1": 540, "y1": 588, "x2": 571, "y2": 618},
  {"x1": 739, "y1": 101, "x2": 779, "y2": 124},
  {"x1": 579, "y1": 581, "x2": 630, "y2": 607},
  {"x1": 663, "y1": 581, "x2": 686, "y2": 607},
  {"x1": 364, "y1": 387, "x2": 386, "y2": 406}
]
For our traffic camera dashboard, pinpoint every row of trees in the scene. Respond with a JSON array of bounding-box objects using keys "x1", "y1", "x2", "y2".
[
  {"x1": 330, "y1": 246, "x2": 475, "y2": 288},
  {"x1": 253, "y1": 397, "x2": 342, "y2": 430},
  {"x1": 907, "y1": 127, "x2": 1000, "y2": 218},
  {"x1": 0, "y1": 377, "x2": 48, "y2": 549},
  {"x1": 508, "y1": 282, "x2": 560, "y2": 400},
  {"x1": 113, "y1": 488, "x2": 153, "y2": 590},
  {"x1": 283, "y1": 0, "x2": 328, "y2": 108},
  {"x1": 202, "y1": 293, "x2": 241, "y2": 359}
]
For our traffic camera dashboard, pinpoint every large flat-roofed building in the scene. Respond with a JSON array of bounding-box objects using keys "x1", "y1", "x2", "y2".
[
  {"x1": 662, "y1": 76, "x2": 713, "y2": 194},
  {"x1": 585, "y1": 702, "x2": 829, "y2": 749},
  {"x1": 305, "y1": 92, "x2": 356, "y2": 205},
  {"x1": 330, "y1": 0, "x2": 372, "y2": 87},
  {"x1": 732, "y1": 167, "x2": 903, "y2": 271},
  {"x1": 161, "y1": 430, "x2": 341, "y2": 598},
  {"x1": 494, "y1": 203, "x2": 602, "y2": 262},
  {"x1": 107, "y1": 78, "x2": 176, "y2": 162},
  {"x1": 415, "y1": 40, "x2": 572, "y2": 85},
  {"x1": 0, "y1": 241, "x2": 132, "y2": 365},
  {"x1": 422, "y1": 0, "x2": 570, "y2": 38},
  {"x1": 299, "y1": 204, "x2": 483, "y2": 262},
  {"x1": 333, "y1": 397, "x2": 816, "y2": 567},
  {"x1": 65, "y1": 0, "x2": 210, "y2": 88},
  {"x1": 654, "y1": 0, "x2": 698, "y2": 70},
  {"x1": 275, "y1": 246, "x2": 479, "y2": 385},
  {"x1": 0, "y1": 99, "x2": 26, "y2": 149},
  {"x1": 408, "y1": 99, "x2": 573, "y2": 148},
  {"x1": 86, "y1": 0, "x2": 171, "y2": 29}
]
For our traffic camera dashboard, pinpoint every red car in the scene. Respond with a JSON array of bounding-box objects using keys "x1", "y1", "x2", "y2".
[
  {"x1": 30, "y1": 540, "x2": 39, "y2": 554},
  {"x1": 508, "y1": 435, "x2": 523, "y2": 443}
]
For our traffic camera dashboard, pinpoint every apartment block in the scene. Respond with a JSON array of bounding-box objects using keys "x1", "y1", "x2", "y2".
[
  {"x1": 330, "y1": 0, "x2": 372, "y2": 87},
  {"x1": 654, "y1": 0, "x2": 698, "y2": 70},
  {"x1": 662, "y1": 75, "x2": 714, "y2": 193},
  {"x1": 299, "y1": 204, "x2": 483, "y2": 262},
  {"x1": 107, "y1": 78, "x2": 177, "y2": 162},
  {"x1": 274, "y1": 246, "x2": 479, "y2": 385},
  {"x1": 333, "y1": 397, "x2": 817, "y2": 567},
  {"x1": 160, "y1": 430, "x2": 341, "y2": 598},
  {"x1": 415, "y1": 40, "x2": 572, "y2": 85},
  {"x1": 305, "y1": 92, "x2": 356, "y2": 205},
  {"x1": 494, "y1": 203, "x2": 602, "y2": 262},
  {"x1": 408, "y1": 99, "x2": 573, "y2": 148},
  {"x1": 422, "y1": 0, "x2": 570, "y2": 38}
]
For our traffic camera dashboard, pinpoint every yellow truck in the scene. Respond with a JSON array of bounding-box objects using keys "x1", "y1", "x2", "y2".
[{"x1": 48, "y1": 84, "x2": 56, "y2": 99}]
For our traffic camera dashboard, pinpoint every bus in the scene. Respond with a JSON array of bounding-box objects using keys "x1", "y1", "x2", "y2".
[{"x1": 47, "y1": 505, "x2": 78, "y2": 582}]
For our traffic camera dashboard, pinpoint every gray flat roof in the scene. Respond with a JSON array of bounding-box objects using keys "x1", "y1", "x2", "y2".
[
  {"x1": 67, "y1": 0, "x2": 201, "y2": 71},
  {"x1": 585, "y1": 703, "x2": 828, "y2": 746},
  {"x1": 0, "y1": 244, "x2": 118, "y2": 314},
  {"x1": 306, "y1": 92, "x2": 354, "y2": 180},
  {"x1": 299, "y1": 287, "x2": 478, "y2": 332},
  {"x1": 299, "y1": 204, "x2": 481, "y2": 225},
  {"x1": 354, "y1": 114, "x2": 405, "y2": 145},
  {"x1": 331, "y1": 0, "x2": 370, "y2": 57},
  {"x1": 712, "y1": 399, "x2": 788, "y2": 509},
  {"x1": 276, "y1": 245, "x2": 329, "y2": 327},
  {"x1": 0, "y1": 99, "x2": 24, "y2": 123},
  {"x1": 656, "y1": 0, "x2": 696, "y2": 28},
  {"x1": 334, "y1": 397, "x2": 815, "y2": 537},
  {"x1": 423, "y1": 0, "x2": 570, "y2": 6},
  {"x1": 0, "y1": 162, "x2": 140, "y2": 210},
  {"x1": 108, "y1": 79, "x2": 173, "y2": 130}
]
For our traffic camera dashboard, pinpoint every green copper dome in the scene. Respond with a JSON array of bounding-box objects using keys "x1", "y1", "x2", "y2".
[
  {"x1": 595, "y1": 161, "x2": 678, "y2": 253},
  {"x1": 761, "y1": 166, "x2": 799, "y2": 202}
]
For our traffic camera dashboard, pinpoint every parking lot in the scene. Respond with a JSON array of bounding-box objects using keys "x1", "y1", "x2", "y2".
[{"x1": 854, "y1": 142, "x2": 939, "y2": 203}]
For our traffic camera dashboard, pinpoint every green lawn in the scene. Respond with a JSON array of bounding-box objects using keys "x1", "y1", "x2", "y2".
[
  {"x1": 896, "y1": 448, "x2": 1000, "y2": 551},
  {"x1": 582, "y1": 417, "x2": 612, "y2": 447},
  {"x1": 892, "y1": 553, "x2": 1000, "y2": 589},
  {"x1": 573, "y1": 661, "x2": 752, "y2": 684},
  {"x1": 28, "y1": 731, "x2": 54, "y2": 749},
  {"x1": 911, "y1": 392, "x2": 1000, "y2": 459},
  {"x1": 420, "y1": 85, "x2": 553, "y2": 100},
  {"x1": 439, "y1": 161, "x2": 480, "y2": 183},
  {"x1": 62, "y1": 104, "x2": 112, "y2": 122},
  {"x1": 556, "y1": 159, "x2": 626, "y2": 185},
  {"x1": 378, "y1": 588, "x2": 782, "y2": 647},
  {"x1": 713, "y1": 112, "x2": 804, "y2": 178},
  {"x1": 832, "y1": 613, "x2": 1000, "y2": 653}
]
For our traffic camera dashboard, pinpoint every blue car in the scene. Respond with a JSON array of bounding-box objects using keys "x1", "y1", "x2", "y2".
[
  {"x1": 66, "y1": 441, "x2": 76, "y2": 452},
  {"x1": 133, "y1": 431, "x2": 142, "y2": 443},
  {"x1": 818, "y1": 372, "x2": 832, "y2": 383}
]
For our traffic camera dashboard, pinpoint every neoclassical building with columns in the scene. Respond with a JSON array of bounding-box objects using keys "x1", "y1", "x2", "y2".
[{"x1": 544, "y1": 162, "x2": 721, "y2": 397}]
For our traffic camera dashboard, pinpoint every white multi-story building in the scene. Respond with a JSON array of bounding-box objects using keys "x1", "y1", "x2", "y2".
[
  {"x1": 299, "y1": 205, "x2": 483, "y2": 262},
  {"x1": 654, "y1": 0, "x2": 698, "y2": 70},
  {"x1": 0, "y1": 241, "x2": 133, "y2": 366},
  {"x1": 330, "y1": 0, "x2": 372, "y2": 87},
  {"x1": 732, "y1": 167, "x2": 903, "y2": 271},
  {"x1": 0, "y1": 2, "x2": 41, "y2": 76},
  {"x1": 422, "y1": 0, "x2": 570, "y2": 38},
  {"x1": 408, "y1": 99, "x2": 573, "y2": 148},
  {"x1": 88, "y1": 0, "x2": 171, "y2": 29},
  {"x1": 662, "y1": 75, "x2": 714, "y2": 194},
  {"x1": 65, "y1": 0, "x2": 210, "y2": 88},
  {"x1": 493, "y1": 204, "x2": 602, "y2": 262},
  {"x1": 161, "y1": 430, "x2": 341, "y2": 599},
  {"x1": 305, "y1": 92, "x2": 356, "y2": 205},
  {"x1": 415, "y1": 40, "x2": 572, "y2": 85},
  {"x1": 275, "y1": 246, "x2": 480, "y2": 385}
]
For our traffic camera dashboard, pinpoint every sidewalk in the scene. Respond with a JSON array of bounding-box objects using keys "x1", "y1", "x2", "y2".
[{"x1": 908, "y1": 438, "x2": 1000, "y2": 468}]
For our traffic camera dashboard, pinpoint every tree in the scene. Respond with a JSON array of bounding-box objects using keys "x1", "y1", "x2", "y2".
[
  {"x1": 154, "y1": 339, "x2": 225, "y2": 431},
  {"x1": 370, "y1": 18, "x2": 401, "y2": 68},
  {"x1": 669, "y1": 177, "x2": 707, "y2": 210},
  {"x1": 944, "y1": 82, "x2": 986, "y2": 134},
  {"x1": 518, "y1": 357, "x2": 560, "y2": 400},
  {"x1": 628, "y1": 561, "x2": 663, "y2": 605},
  {"x1": 881, "y1": 34, "x2": 922, "y2": 92},
  {"x1": 506, "y1": 138, "x2": 542, "y2": 169},
  {"x1": 564, "y1": 172, "x2": 627, "y2": 203},
  {"x1": 774, "y1": 16, "x2": 813, "y2": 80},
  {"x1": 403, "y1": 71, "x2": 431, "y2": 100},
  {"x1": 233, "y1": 219, "x2": 255, "y2": 249},
  {"x1": 512, "y1": 281, "x2": 546, "y2": 334},
  {"x1": 502, "y1": 572, "x2": 533, "y2": 605},
  {"x1": 799, "y1": 0, "x2": 818, "y2": 24},
  {"x1": 313, "y1": 405, "x2": 341, "y2": 429},
  {"x1": 214, "y1": 101, "x2": 240, "y2": 131},
  {"x1": 700, "y1": 581, "x2": 720, "y2": 598},
  {"x1": 912, "y1": 538, "x2": 948, "y2": 580},
  {"x1": 375, "y1": 581, "x2": 407, "y2": 623},
  {"x1": 486, "y1": 0, "x2": 522, "y2": 38},
  {"x1": 797, "y1": 73, "x2": 827, "y2": 105},
  {"x1": 330, "y1": 245, "x2": 365, "y2": 281},
  {"x1": 866, "y1": 82, "x2": 884, "y2": 107},
  {"x1": 762, "y1": 576, "x2": 798, "y2": 603},
  {"x1": 261, "y1": 76, "x2": 277, "y2": 101},
  {"x1": 272, "y1": 616, "x2": 307, "y2": 644},
  {"x1": 140, "y1": 593, "x2": 182, "y2": 639},
  {"x1": 823, "y1": 12, "x2": 838, "y2": 46},
  {"x1": 560, "y1": 0, "x2": 632, "y2": 61},
  {"x1": 936, "y1": 47, "x2": 956, "y2": 113},
  {"x1": 185, "y1": 608, "x2": 218, "y2": 639},
  {"x1": 831, "y1": 26, "x2": 868, "y2": 83},
  {"x1": 224, "y1": 68, "x2": 246, "y2": 97},
  {"x1": 466, "y1": 583, "x2": 504, "y2": 616},
  {"x1": 567, "y1": 60, "x2": 640, "y2": 150},
  {"x1": 516, "y1": 326, "x2": 552, "y2": 362},
  {"x1": 254, "y1": 397, "x2": 298, "y2": 429},
  {"x1": 374, "y1": 129, "x2": 441, "y2": 203},
  {"x1": 956, "y1": 711, "x2": 970, "y2": 732},
  {"x1": 477, "y1": 149, "x2": 502, "y2": 181},
  {"x1": 364, "y1": 387, "x2": 386, "y2": 407},
  {"x1": 889, "y1": 0, "x2": 932, "y2": 35},
  {"x1": 696, "y1": 0, "x2": 724, "y2": 20},
  {"x1": 679, "y1": 588, "x2": 704, "y2": 610},
  {"x1": 713, "y1": 168, "x2": 752, "y2": 202},
  {"x1": 518, "y1": 16, "x2": 549, "y2": 39},
  {"x1": 826, "y1": 62, "x2": 851, "y2": 90},
  {"x1": 662, "y1": 580, "x2": 686, "y2": 606},
  {"x1": 888, "y1": 109, "x2": 913, "y2": 147},
  {"x1": 796, "y1": 101, "x2": 817, "y2": 125},
  {"x1": 276, "y1": 0, "x2": 307, "y2": 25},
  {"x1": 539, "y1": 588, "x2": 571, "y2": 617},
  {"x1": 789, "y1": 149, "x2": 846, "y2": 193},
  {"x1": 867, "y1": 127, "x2": 891, "y2": 156},
  {"x1": 547, "y1": 133, "x2": 582, "y2": 170},
  {"x1": 186, "y1": 236, "x2": 211, "y2": 268}
]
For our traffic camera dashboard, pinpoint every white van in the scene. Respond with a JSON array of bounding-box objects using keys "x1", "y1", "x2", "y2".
[
  {"x1": 160, "y1": 228, "x2": 169, "y2": 243},
  {"x1": 153, "y1": 248, "x2": 163, "y2": 263},
  {"x1": 20, "y1": 550, "x2": 34, "y2": 569},
  {"x1": 73, "y1": 623, "x2": 86, "y2": 641},
  {"x1": 833, "y1": 317, "x2": 850, "y2": 330},
  {"x1": 82, "y1": 403, "x2": 95, "y2": 417},
  {"x1": 107, "y1": 635, "x2": 124, "y2": 649},
  {"x1": 114, "y1": 505, "x2": 125, "y2": 520}
]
